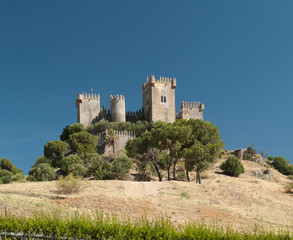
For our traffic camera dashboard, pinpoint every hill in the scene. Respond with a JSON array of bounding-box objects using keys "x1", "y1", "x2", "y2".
[{"x1": 0, "y1": 158, "x2": 292, "y2": 232}]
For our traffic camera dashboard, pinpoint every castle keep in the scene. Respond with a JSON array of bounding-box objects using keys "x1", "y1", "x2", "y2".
[{"x1": 76, "y1": 75, "x2": 204, "y2": 127}]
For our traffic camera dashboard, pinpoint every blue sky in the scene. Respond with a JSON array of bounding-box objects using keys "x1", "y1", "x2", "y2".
[{"x1": 0, "y1": 1, "x2": 292, "y2": 174}]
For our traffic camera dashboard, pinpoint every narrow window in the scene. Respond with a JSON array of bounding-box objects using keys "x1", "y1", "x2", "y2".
[
  {"x1": 161, "y1": 96, "x2": 164, "y2": 102},
  {"x1": 164, "y1": 96, "x2": 166, "y2": 102}
]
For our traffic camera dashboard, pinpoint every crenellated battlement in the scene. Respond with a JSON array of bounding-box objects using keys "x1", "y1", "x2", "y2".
[
  {"x1": 179, "y1": 100, "x2": 204, "y2": 120},
  {"x1": 110, "y1": 94, "x2": 125, "y2": 102},
  {"x1": 126, "y1": 108, "x2": 143, "y2": 123},
  {"x1": 77, "y1": 92, "x2": 100, "y2": 101},
  {"x1": 180, "y1": 101, "x2": 204, "y2": 110},
  {"x1": 143, "y1": 75, "x2": 176, "y2": 89}
]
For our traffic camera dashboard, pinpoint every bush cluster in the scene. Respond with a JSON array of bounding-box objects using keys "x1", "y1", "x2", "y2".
[
  {"x1": 0, "y1": 158, "x2": 24, "y2": 184},
  {"x1": 269, "y1": 156, "x2": 293, "y2": 175},
  {"x1": 220, "y1": 155, "x2": 245, "y2": 177}
]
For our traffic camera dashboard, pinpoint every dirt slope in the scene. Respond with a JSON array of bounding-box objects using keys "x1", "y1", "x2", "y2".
[{"x1": 0, "y1": 159, "x2": 292, "y2": 232}]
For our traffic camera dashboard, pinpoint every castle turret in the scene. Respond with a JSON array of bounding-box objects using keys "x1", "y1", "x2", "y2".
[
  {"x1": 110, "y1": 94, "x2": 126, "y2": 122},
  {"x1": 142, "y1": 75, "x2": 176, "y2": 123},
  {"x1": 76, "y1": 92, "x2": 100, "y2": 127},
  {"x1": 179, "y1": 101, "x2": 204, "y2": 120}
]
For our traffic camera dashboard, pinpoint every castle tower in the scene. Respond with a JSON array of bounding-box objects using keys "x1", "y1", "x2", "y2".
[
  {"x1": 142, "y1": 75, "x2": 176, "y2": 123},
  {"x1": 179, "y1": 101, "x2": 204, "y2": 120},
  {"x1": 75, "y1": 92, "x2": 100, "y2": 127},
  {"x1": 110, "y1": 94, "x2": 126, "y2": 122}
]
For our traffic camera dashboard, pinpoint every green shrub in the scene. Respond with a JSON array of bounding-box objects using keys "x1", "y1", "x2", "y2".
[
  {"x1": 60, "y1": 155, "x2": 84, "y2": 176},
  {"x1": 13, "y1": 172, "x2": 25, "y2": 182},
  {"x1": 111, "y1": 156, "x2": 132, "y2": 179},
  {"x1": 34, "y1": 155, "x2": 52, "y2": 166},
  {"x1": 0, "y1": 169, "x2": 14, "y2": 184},
  {"x1": 60, "y1": 123, "x2": 85, "y2": 141},
  {"x1": 243, "y1": 145, "x2": 256, "y2": 160},
  {"x1": 220, "y1": 155, "x2": 245, "y2": 177},
  {"x1": 267, "y1": 155, "x2": 274, "y2": 161},
  {"x1": 284, "y1": 183, "x2": 293, "y2": 193},
  {"x1": 0, "y1": 158, "x2": 18, "y2": 174},
  {"x1": 28, "y1": 163, "x2": 57, "y2": 181},
  {"x1": 44, "y1": 141, "x2": 68, "y2": 160},
  {"x1": 87, "y1": 158, "x2": 112, "y2": 180},
  {"x1": 272, "y1": 156, "x2": 292, "y2": 175},
  {"x1": 56, "y1": 174, "x2": 87, "y2": 194}
]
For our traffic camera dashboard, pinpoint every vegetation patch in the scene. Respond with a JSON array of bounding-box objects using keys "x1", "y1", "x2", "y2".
[{"x1": 0, "y1": 212, "x2": 291, "y2": 239}]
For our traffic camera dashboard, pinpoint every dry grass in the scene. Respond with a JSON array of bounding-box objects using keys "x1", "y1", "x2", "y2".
[{"x1": 0, "y1": 159, "x2": 292, "y2": 232}]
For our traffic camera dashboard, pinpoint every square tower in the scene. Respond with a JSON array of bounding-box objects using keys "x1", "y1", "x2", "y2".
[
  {"x1": 76, "y1": 92, "x2": 100, "y2": 127},
  {"x1": 142, "y1": 75, "x2": 176, "y2": 123}
]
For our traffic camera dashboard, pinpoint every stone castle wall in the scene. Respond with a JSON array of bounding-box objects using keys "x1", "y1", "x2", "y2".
[
  {"x1": 142, "y1": 75, "x2": 176, "y2": 123},
  {"x1": 96, "y1": 130, "x2": 136, "y2": 154},
  {"x1": 76, "y1": 92, "x2": 100, "y2": 127},
  {"x1": 179, "y1": 101, "x2": 204, "y2": 120},
  {"x1": 76, "y1": 74, "x2": 204, "y2": 127}
]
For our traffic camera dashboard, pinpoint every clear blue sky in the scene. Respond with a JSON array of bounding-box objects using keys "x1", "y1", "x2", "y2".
[{"x1": 1, "y1": 1, "x2": 292, "y2": 174}]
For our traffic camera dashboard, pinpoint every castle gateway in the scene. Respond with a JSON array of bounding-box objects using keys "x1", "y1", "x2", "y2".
[{"x1": 76, "y1": 75, "x2": 204, "y2": 127}]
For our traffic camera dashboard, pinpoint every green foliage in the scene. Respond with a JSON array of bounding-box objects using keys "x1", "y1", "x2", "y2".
[
  {"x1": 272, "y1": 156, "x2": 292, "y2": 175},
  {"x1": 60, "y1": 123, "x2": 85, "y2": 141},
  {"x1": 0, "y1": 212, "x2": 291, "y2": 239},
  {"x1": 111, "y1": 156, "x2": 132, "y2": 179},
  {"x1": 284, "y1": 183, "x2": 293, "y2": 193},
  {"x1": 68, "y1": 131, "x2": 98, "y2": 155},
  {"x1": 104, "y1": 129, "x2": 118, "y2": 154},
  {"x1": 267, "y1": 155, "x2": 274, "y2": 161},
  {"x1": 33, "y1": 155, "x2": 52, "y2": 166},
  {"x1": 60, "y1": 155, "x2": 84, "y2": 176},
  {"x1": 0, "y1": 158, "x2": 18, "y2": 174},
  {"x1": 56, "y1": 174, "x2": 87, "y2": 194},
  {"x1": 28, "y1": 163, "x2": 57, "y2": 181},
  {"x1": 136, "y1": 160, "x2": 156, "y2": 181},
  {"x1": 0, "y1": 169, "x2": 14, "y2": 184},
  {"x1": 89, "y1": 158, "x2": 112, "y2": 180},
  {"x1": 220, "y1": 155, "x2": 245, "y2": 177},
  {"x1": 244, "y1": 145, "x2": 256, "y2": 160},
  {"x1": 94, "y1": 119, "x2": 151, "y2": 136},
  {"x1": 44, "y1": 141, "x2": 68, "y2": 159},
  {"x1": 0, "y1": 158, "x2": 24, "y2": 183}
]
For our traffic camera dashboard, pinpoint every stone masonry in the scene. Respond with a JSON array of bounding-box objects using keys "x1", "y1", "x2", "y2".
[{"x1": 76, "y1": 75, "x2": 204, "y2": 127}]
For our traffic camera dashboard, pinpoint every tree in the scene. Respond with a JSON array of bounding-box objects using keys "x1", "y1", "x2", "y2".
[
  {"x1": 104, "y1": 129, "x2": 118, "y2": 154},
  {"x1": 69, "y1": 132, "x2": 98, "y2": 159},
  {"x1": 272, "y1": 156, "x2": 292, "y2": 175},
  {"x1": 0, "y1": 169, "x2": 14, "y2": 184},
  {"x1": 183, "y1": 119, "x2": 224, "y2": 183},
  {"x1": 184, "y1": 143, "x2": 221, "y2": 183},
  {"x1": 0, "y1": 158, "x2": 18, "y2": 174},
  {"x1": 44, "y1": 141, "x2": 68, "y2": 159},
  {"x1": 60, "y1": 155, "x2": 84, "y2": 176},
  {"x1": 220, "y1": 155, "x2": 245, "y2": 177},
  {"x1": 60, "y1": 123, "x2": 85, "y2": 141},
  {"x1": 27, "y1": 163, "x2": 57, "y2": 181},
  {"x1": 126, "y1": 132, "x2": 163, "y2": 181},
  {"x1": 33, "y1": 155, "x2": 52, "y2": 166}
]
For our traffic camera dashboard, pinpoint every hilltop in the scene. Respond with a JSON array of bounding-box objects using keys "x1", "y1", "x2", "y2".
[{"x1": 0, "y1": 157, "x2": 292, "y2": 232}]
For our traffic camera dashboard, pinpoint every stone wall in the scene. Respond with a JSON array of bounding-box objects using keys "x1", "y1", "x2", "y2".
[
  {"x1": 76, "y1": 93, "x2": 100, "y2": 127},
  {"x1": 96, "y1": 130, "x2": 136, "y2": 154},
  {"x1": 142, "y1": 75, "x2": 176, "y2": 123},
  {"x1": 179, "y1": 101, "x2": 204, "y2": 120}
]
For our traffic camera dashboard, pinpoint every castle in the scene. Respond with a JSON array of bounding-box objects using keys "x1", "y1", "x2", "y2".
[{"x1": 76, "y1": 75, "x2": 205, "y2": 127}]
